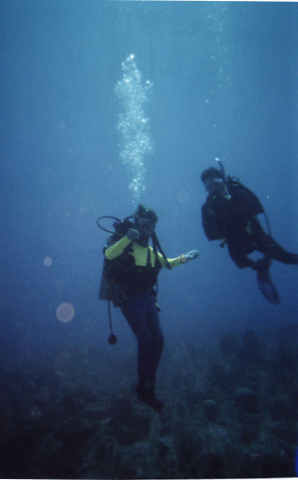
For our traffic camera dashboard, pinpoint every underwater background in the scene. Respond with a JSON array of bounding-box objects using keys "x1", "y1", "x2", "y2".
[{"x1": 1, "y1": 1, "x2": 298, "y2": 478}]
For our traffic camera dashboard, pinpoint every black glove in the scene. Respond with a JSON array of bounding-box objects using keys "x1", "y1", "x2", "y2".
[{"x1": 126, "y1": 228, "x2": 140, "y2": 241}]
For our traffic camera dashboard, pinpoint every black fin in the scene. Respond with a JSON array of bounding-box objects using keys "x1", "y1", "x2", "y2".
[{"x1": 257, "y1": 268, "x2": 280, "y2": 305}]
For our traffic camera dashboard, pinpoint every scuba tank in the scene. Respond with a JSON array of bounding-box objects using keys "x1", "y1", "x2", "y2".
[{"x1": 97, "y1": 216, "x2": 135, "y2": 345}]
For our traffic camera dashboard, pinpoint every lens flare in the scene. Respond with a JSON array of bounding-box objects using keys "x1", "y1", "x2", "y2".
[{"x1": 56, "y1": 302, "x2": 75, "y2": 323}]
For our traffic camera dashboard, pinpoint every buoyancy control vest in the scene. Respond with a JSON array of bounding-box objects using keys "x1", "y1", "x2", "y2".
[
  {"x1": 202, "y1": 177, "x2": 265, "y2": 242},
  {"x1": 97, "y1": 215, "x2": 168, "y2": 306},
  {"x1": 225, "y1": 177, "x2": 264, "y2": 217}
]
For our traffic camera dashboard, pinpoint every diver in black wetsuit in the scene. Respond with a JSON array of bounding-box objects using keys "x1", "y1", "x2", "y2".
[{"x1": 201, "y1": 165, "x2": 298, "y2": 304}]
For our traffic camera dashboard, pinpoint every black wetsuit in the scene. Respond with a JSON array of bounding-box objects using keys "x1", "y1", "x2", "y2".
[{"x1": 201, "y1": 178, "x2": 298, "y2": 269}]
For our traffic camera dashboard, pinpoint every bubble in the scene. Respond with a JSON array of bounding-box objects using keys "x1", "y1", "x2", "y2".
[
  {"x1": 177, "y1": 190, "x2": 190, "y2": 204},
  {"x1": 115, "y1": 54, "x2": 153, "y2": 203},
  {"x1": 44, "y1": 257, "x2": 52, "y2": 266},
  {"x1": 56, "y1": 302, "x2": 75, "y2": 323}
]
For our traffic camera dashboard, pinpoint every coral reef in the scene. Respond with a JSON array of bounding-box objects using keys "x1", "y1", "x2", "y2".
[{"x1": 0, "y1": 326, "x2": 297, "y2": 478}]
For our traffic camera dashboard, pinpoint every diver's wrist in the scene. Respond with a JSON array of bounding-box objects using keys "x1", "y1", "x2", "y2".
[{"x1": 180, "y1": 254, "x2": 187, "y2": 264}]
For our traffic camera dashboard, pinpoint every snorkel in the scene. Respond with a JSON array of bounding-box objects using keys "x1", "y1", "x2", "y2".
[{"x1": 215, "y1": 158, "x2": 231, "y2": 200}]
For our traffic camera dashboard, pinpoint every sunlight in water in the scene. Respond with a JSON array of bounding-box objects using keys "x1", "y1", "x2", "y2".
[{"x1": 115, "y1": 54, "x2": 153, "y2": 203}]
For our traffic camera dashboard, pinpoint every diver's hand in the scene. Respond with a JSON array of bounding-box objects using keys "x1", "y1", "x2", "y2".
[
  {"x1": 184, "y1": 250, "x2": 199, "y2": 263},
  {"x1": 127, "y1": 228, "x2": 140, "y2": 241}
]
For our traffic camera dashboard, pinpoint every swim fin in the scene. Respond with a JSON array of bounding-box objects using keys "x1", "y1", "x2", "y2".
[{"x1": 257, "y1": 267, "x2": 280, "y2": 305}]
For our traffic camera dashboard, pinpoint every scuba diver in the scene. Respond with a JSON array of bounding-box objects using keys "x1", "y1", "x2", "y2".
[
  {"x1": 201, "y1": 161, "x2": 298, "y2": 304},
  {"x1": 98, "y1": 204, "x2": 199, "y2": 412}
]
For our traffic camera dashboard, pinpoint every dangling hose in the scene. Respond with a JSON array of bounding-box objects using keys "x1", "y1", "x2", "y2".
[
  {"x1": 107, "y1": 297, "x2": 117, "y2": 345},
  {"x1": 151, "y1": 232, "x2": 171, "y2": 269},
  {"x1": 97, "y1": 216, "x2": 122, "y2": 345},
  {"x1": 97, "y1": 216, "x2": 122, "y2": 234}
]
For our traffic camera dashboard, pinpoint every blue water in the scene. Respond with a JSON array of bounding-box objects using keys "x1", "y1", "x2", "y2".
[{"x1": 1, "y1": 1, "x2": 298, "y2": 476}]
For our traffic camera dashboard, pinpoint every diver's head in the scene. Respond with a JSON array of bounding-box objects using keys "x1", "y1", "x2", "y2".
[
  {"x1": 134, "y1": 204, "x2": 158, "y2": 239},
  {"x1": 201, "y1": 167, "x2": 225, "y2": 193}
]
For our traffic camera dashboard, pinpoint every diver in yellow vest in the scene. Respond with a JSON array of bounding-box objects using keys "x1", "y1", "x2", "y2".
[{"x1": 102, "y1": 204, "x2": 199, "y2": 412}]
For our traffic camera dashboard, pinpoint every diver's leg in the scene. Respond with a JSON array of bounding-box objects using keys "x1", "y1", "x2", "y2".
[
  {"x1": 227, "y1": 243, "x2": 255, "y2": 269},
  {"x1": 144, "y1": 293, "x2": 164, "y2": 389},
  {"x1": 120, "y1": 294, "x2": 153, "y2": 389},
  {"x1": 121, "y1": 292, "x2": 164, "y2": 412},
  {"x1": 252, "y1": 219, "x2": 298, "y2": 264},
  {"x1": 263, "y1": 239, "x2": 298, "y2": 264}
]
